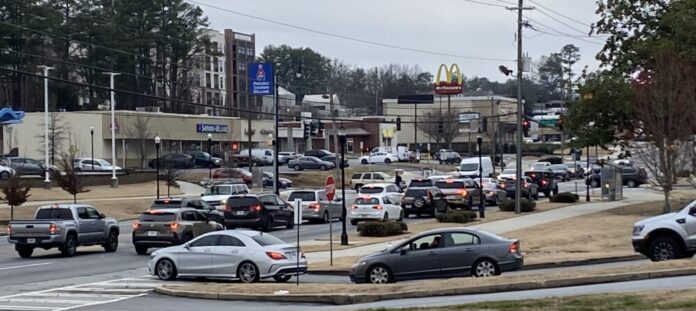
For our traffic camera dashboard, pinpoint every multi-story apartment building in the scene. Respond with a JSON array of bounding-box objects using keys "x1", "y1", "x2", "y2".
[{"x1": 224, "y1": 29, "x2": 257, "y2": 118}]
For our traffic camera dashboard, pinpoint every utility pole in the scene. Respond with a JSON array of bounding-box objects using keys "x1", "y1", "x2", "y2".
[
  {"x1": 447, "y1": 95, "x2": 452, "y2": 149},
  {"x1": 507, "y1": 0, "x2": 533, "y2": 214}
]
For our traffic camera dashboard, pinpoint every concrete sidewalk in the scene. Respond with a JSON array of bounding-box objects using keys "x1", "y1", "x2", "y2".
[{"x1": 304, "y1": 191, "x2": 663, "y2": 263}]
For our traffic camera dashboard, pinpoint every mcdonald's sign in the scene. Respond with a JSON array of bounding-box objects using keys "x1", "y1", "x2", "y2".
[{"x1": 434, "y1": 63, "x2": 464, "y2": 95}]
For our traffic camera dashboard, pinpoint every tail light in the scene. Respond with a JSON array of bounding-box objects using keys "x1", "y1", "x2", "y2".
[
  {"x1": 132, "y1": 221, "x2": 141, "y2": 229},
  {"x1": 308, "y1": 203, "x2": 321, "y2": 210},
  {"x1": 249, "y1": 205, "x2": 262, "y2": 212},
  {"x1": 509, "y1": 241, "x2": 520, "y2": 253},
  {"x1": 48, "y1": 223, "x2": 58, "y2": 235},
  {"x1": 500, "y1": 183, "x2": 506, "y2": 189},
  {"x1": 7, "y1": 224, "x2": 11, "y2": 235},
  {"x1": 541, "y1": 180, "x2": 548, "y2": 185},
  {"x1": 524, "y1": 182, "x2": 529, "y2": 188},
  {"x1": 458, "y1": 189, "x2": 468, "y2": 197},
  {"x1": 167, "y1": 222, "x2": 179, "y2": 230},
  {"x1": 266, "y1": 251, "x2": 287, "y2": 260},
  {"x1": 372, "y1": 205, "x2": 383, "y2": 210},
  {"x1": 224, "y1": 204, "x2": 231, "y2": 212},
  {"x1": 351, "y1": 205, "x2": 358, "y2": 210}
]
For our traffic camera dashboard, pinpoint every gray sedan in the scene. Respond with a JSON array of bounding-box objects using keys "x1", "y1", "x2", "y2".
[
  {"x1": 349, "y1": 227, "x2": 523, "y2": 284},
  {"x1": 288, "y1": 156, "x2": 335, "y2": 171},
  {"x1": 148, "y1": 230, "x2": 307, "y2": 283}
]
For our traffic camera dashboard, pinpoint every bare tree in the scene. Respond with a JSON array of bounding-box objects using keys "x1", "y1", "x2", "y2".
[
  {"x1": 56, "y1": 146, "x2": 90, "y2": 204},
  {"x1": 417, "y1": 109, "x2": 463, "y2": 148},
  {"x1": 35, "y1": 112, "x2": 71, "y2": 165},
  {"x1": 632, "y1": 49, "x2": 696, "y2": 213},
  {"x1": 161, "y1": 164, "x2": 184, "y2": 198},
  {"x1": 126, "y1": 115, "x2": 153, "y2": 170},
  {"x1": 2, "y1": 174, "x2": 31, "y2": 220}
]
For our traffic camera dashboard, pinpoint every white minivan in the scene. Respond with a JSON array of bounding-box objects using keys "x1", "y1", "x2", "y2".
[{"x1": 457, "y1": 157, "x2": 494, "y2": 178}]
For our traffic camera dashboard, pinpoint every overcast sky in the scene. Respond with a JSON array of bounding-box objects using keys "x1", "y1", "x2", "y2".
[{"x1": 195, "y1": 0, "x2": 605, "y2": 82}]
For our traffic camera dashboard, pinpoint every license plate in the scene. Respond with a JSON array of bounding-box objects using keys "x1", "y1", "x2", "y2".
[
  {"x1": 236, "y1": 211, "x2": 245, "y2": 215},
  {"x1": 147, "y1": 231, "x2": 158, "y2": 236},
  {"x1": 26, "y1": 238, "x2": 35, "y2": 244},
  {"x1": 405, "y1": 204, "x2": 412, "y2": 209}
]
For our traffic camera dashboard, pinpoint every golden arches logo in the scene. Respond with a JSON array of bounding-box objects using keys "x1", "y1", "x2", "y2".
[{"x1": 434, "y1": 63, "x2": 464, "y2": 95}]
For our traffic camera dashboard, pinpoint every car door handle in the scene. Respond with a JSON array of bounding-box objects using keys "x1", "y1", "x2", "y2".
[
  {"x1": 428, "y1": 251, "x2": 438, "y2": 256},
  {"x1": 464, "y1": 248, "x2": 476, "y2": 252},
  {"x1": 231, "y1": 250, "x2": 239, "y2": 254},
  {"x1": 204, "y1": 249, "x2": 212, "y2": 253}
]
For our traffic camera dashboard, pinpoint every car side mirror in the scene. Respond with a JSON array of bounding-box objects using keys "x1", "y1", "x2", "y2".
[
  {"x1": 400, "y1": 248, "x2": 408, "y2": 256},
  {"x1": 184, "y1": 243, "x2": 191, "y2": 250},
  {"x1": 690, "y1": 206, "x2": 696, "y2": 216},
  {"x1": 99, "y1": 213, "x2": 106, "y2": 219},
  {"x1": 200, "y1": 193, "x2": 204, "y2": 197},
  {"x1": 334, "y1": 197, "x2": 342, "y2": 202}
]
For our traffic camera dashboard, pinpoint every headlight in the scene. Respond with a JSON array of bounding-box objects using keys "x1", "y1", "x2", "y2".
[
  {"x1": 220, "y1": 200, "x2": 226, "y2": 205},
  {"x1": 633, "y1": 225, "x2": 644, "y2": 236},
  {"x1": 150, "y1": 251, "x2": 158, "y2": 259},
  {"x1": 351, "y1": 261, "x2": 367, "y2": 269}
]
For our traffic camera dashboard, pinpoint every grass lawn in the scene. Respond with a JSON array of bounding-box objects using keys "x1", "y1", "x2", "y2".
[
  {"x1": 11, "y1": 181, "x2": 182, "y2": 202},
  {"x1": 364, "y1": 288, "x2": 696, "y2": 311}
]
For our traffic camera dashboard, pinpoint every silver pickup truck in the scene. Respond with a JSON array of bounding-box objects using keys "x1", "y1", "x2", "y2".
[{"x1": 8, "y1": 204, "x2": 120, "y2": 258}]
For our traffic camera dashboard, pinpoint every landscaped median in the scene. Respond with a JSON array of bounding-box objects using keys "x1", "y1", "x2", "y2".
[{"x1": 155, "y1": 260, "x2": 696, "y2": 305}]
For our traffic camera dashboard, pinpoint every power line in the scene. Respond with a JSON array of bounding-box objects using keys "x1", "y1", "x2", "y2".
[
  {"x1": 526, "y1": 0, "x2": 593, "y2": 28},
  {"x1": 186, "y1": 0, "x2": 514, "y2": 62},
  {"x1": 461, "y1": 0, "x2": 508, "y2": 8},
  {"x1": 530, "y1": 7, "x2": 596, "y2": 38},
  {"x1": 524, "y1": 17, "x2": 604, "y2": 46}
]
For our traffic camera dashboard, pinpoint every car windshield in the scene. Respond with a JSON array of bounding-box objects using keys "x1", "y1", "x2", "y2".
[
  {"x1": 459, "y1": 163, "x2": 478, "y2": 171},
  {"x1": 36, "y1": 208, "x2": 73, "y2": 219},
  {"x1": 405, "y1": 189, "x2": 427, "y2": 197},
  {"x1": 205, "y1": 186, "x2": 233, "y2": 195},
  {"x1": 150, "y1": 200, "x2": 182, "y2": 209},
  {"x1": 252, "y1": 234, "x2": 286, "y2": 246},
  {"x1": 532, "y1": 163, "x2": 547, "y2": 170},
  {"x1": 288, "y1": 191, "x2": 316, "y2": 201},
  {"x1": 409, "y1": 180, "x2": 432, "y2": 187},
  {"x1": 355, "y1": 197, "x2": 380, "y2": 205},
  {"x1": 435, "y1": 181, "x2": 466, "y2": 189},
  {"x1": 139, "y1": 212, "x2": 177, "y2": 222},
  {"x1": 96, "y1": 159, "x2": 111, "y2": 166},
  {"x1": 359, "y1": 186, "x2": 385, "y2": 194},
  {"x1": 551, "y1": 164, "x2": 567, "y2": 170}
]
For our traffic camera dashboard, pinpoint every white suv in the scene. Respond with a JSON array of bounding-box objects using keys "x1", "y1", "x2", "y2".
[
  {"x1": 357, "y1": 183, "x2": 404, "y2": 205},
  {"x1": 632, "y1": 199, "x2": 696, "y2": 261},
  {"x1": 349, "y1": 195, "x2": 403, "y2": 225}
]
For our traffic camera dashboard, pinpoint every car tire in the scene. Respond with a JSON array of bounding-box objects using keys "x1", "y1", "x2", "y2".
[
  {"x1": 16, "y1": 245, "x2": 33, "y2": 258},
  {"x1": 552, "y1": 185, "x2": 559, "y2": 196},
  {"x1": 103, "y1": 230, "x2": 119, "y2": 252},
  {"x1": 262, "y1": 217, "x2": 274, "y2": 232},
  {"x1": 286, "y1": 218, "x2": 294, "y2": 229},
  {"x1": 648, "y1": 236, "x2": 683, "y2": 261},
  {"x1": 320, "y1": 165, "x2": 327, "y2": 171},
  {"x1": 384, "y1": 158, "x2": 391, "y2": 164},
  {"x1": 366, "y1": 265, "x2": 393, "y2": 284},
  {"x1": 472, "y1": 258, "x2": 499, "y2": 277},
  {"x1": 361, "y1": 159, "x2": 368, "y2": 164},
  {"x1": 590, "y1": 179, "x2": 599, "y2": 188},
  {"x1": 60, "y1": 234, "x2": 77, "y2": 257},
  {"x1": 403, "y1": 211, "x2": 410, "y2": 219},
  {"x1": 156, "y1": 258, "x2": 178, "y2": 281},
  {"x1": 350, "y1": 219, "x2": 358, "y2": 226},
  {"x1": 627, "y1": 179, "x2": 636, "y2": 188},
  {"x1": 0, "y1": 172, "x2": 9, "y2": 180},
  {"x1": 382, "y1": 213, "x2": 388, "y2": 222},
  {"x1": 413, "y1": 197, "x2": 426, "y2": 209},
  {"x1": 238, "y1": 261, "x2": 260, "y2": 283},
  {"x1": 534, "y1": 192, "x2": 540, "y2": 200},
  {"x1": 322, "y1": 212, "x2": 329, "y2": 224},
  {"x1": 543, "y1": 191, "x2": 551, "y2": 198},
  {"x1": 398, "y1": 211, "x2": 404, "y2": 222},
  {"x1": 273, "y1": 275, "x2": 292, "y2": 283},
  {"x1": 135, "y1": 245, "x2": 149, "y2": 255},
  {"x1": 293, "y1": 165, "x2": 301, "y2": 171}
]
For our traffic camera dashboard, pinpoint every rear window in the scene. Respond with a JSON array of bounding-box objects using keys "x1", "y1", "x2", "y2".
[
  {"x1": 551, "y1": 165, "x2": 567, "y2": 170},
  {"x1": 139, "y1": 212, "x2": 177, "y2": 222},
  {"x1": 252, "y1": 234, "x2": 286, "y2": 246},
  {"x1": 227, "y1": 197, "x2": 260, "y2": 207},
  {"x1": 150, "y1": 201, "x2": 183, "y2": 209},
  {"x1": 435, "y1": 181, "x2": 466, "y2": 189},
  {"x1": 409, "y1": 180, "x2": 433, "y2": 187},
  {"x1": 288, "y1": 191, "x2": 316, "y2": 201},
  {"x1": 36, "y1": 208, "x2": 73, "y2": 220},
  {"x1": 405, "y1": 189, "x2": 427, "y2": 197},
  {"x1": 351, "y1": 174, "x2": 362, "y2": 179},
  {"x1": 359, "y1": 186, "x2": 384, "y2": 194},
  {"x1": 355, "y1": 197, "x2": 380, "y2": 205}
]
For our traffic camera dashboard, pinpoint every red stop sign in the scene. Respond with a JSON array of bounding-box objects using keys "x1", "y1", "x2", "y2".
[{"x1": 325, "y1": 176, "x2": 336, "y2": 201}]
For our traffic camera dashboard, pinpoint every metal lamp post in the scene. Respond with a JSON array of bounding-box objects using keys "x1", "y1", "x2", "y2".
[
  {"x1": 104, "y1": 72, "x2": 120, "y2": 188},
  {"x1": 155, "y1": 136, "x2": 160, "y2": 199},
  {"x1": 477, "y1": 135, "x2": 485, "y2": 218},
  {"x1": 338, "y1": 126, "x2": 348, "y2": 246},
  {"x1": 90, "y1": 126, "x2": 94, "y2": 171},
  {"x1": 207, "y1": 133, "x2": 213, "y2": 180},
  {"x1": 38, "y1": 65, "x2": 53, "y2": 189}
]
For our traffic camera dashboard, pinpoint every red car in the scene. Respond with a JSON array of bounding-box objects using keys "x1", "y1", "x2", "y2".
[{"x1": 212, "y1": 168, "x2": 252, "y2": 184}]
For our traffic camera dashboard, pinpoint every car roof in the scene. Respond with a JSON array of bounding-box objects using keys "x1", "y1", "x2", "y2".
[
  {"x1": 144, "y1": 208, "x2": 193, "y2": 214},
  {"x1": 361, "y1": 183, "x2": 392, "y2": 188},
  {"x1": 38, "y1": 204, "x2": 90, "y2": 209},
  {"x1": 406, "y1": 186, "x2": 437, "y2": 190}
]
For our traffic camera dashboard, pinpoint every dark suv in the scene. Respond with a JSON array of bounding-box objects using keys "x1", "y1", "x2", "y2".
[
  {"x1": 524, "y1": 169, "x2": 558, "y2": 197},
  {"x1": 401, "y1": 187, "x2": 448, "y2": 218},
  {"x1": 304, "y1": 149, "x2": 334, "y2": 158},
  {"x1": 224, "y1": 194, "x2": 294, "y2": 232},
  {"x1": 149, "y1": 198, "x2": 225, "y2": 227},
  {"x1": 622, "y1": 167, "x2": 648, "y2": 188}
]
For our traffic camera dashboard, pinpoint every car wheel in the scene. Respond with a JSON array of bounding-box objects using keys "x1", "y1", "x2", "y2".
[
  {"x1": 648, "y1": 236, "x2": 683, "y2": 261},
  {"x1": 103, "y1": 230, "x2": 119, "y2": 252},
  {"x1": 361, "y1": 159, "x2": 368, "y2": 164},
  {"x1": 273, "y1": 274, "x2": 292, "y2": 283},
  {"x1": 16, "y1": 245, "x2": 33, "y2": 258},
  {"x1": 590, "y1": 179, "x2": 599, "y2": 188},
  {"x1": 367, "y1": 265, "x2": 393, "y2": 284},
  {"x1": 398, "y1": 211, "x2": 404, "y2": 222},
  {"x1": 320, "y1": 165, "x2": 327, "y2": 171},
  {"x1": 135, "y1": 245, "x2": 149, "y2": 255},
  {"x1": 156, "y1": 258, "x2": 178, "y2": 281},
  {"x1": 293, "y1": 165, "x2": 301, "y2": 171},
  {"x1": 492, "y1": 196, "x2": 499, "y2": 206},
  {"x1": 472, "y1": 258, "x2": 499, "y2": 277},
  {"x1": 350, "y1": 219, "x2": 358, "y2": 226},
  {"x1": 382, "y1": 213, "x2": 388, "y2": 222},
  {"x1": 384, "y1": 158, "x2": 391, "y2": 164},
  {"x1": 60, "y1": 234, "x2": 77, "y2": 257},
  {"x1": 413, "y1": 197, "x2": 425, "y2": 208},
  {"x1": 543, "y1": 191, "x2": 551, "y2": 198},
  {"x1": 552, "y1": 185, "x2": 559, "y2": 196},
  {"x1": 262, "y1": 217, "x2": 274, "y2": 232},
  {"x1": 627, "y1": 179, "x2": 636, "y2": 188},
  {"x1": 286, "y1": 218, "x2": 294, "y2": 229},
  {"x1": 322, "y1": 212, "x2": 329, "y2": 224},
  {"x1": 0, "y1": 172, "x2": 9, "y2": 179},
  {"x1": 238, "y1": 261, "x2": 260, "y2": 283}
]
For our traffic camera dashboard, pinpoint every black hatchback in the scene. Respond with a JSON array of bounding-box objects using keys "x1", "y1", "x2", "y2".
[{"x1": 224, "y1": 194, "x2": 294, "y2": 232}]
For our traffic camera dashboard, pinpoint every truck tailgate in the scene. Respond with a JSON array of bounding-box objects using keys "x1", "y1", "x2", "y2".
[{"x1": 10, "y1": 220, "x2": 58, "y2": 237}]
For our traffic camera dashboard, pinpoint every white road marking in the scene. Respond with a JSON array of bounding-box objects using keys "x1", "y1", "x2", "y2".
[{"x1": 0, "y1": 262, "x2": 52, "y2": 271}]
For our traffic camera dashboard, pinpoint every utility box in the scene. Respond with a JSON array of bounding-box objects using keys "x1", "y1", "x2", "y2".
[
  {"x1": 251, "y1": 167, "x2": 264, "y2": 189},
  {"x1": 601, "y1": 164, "x2": 623, "y2": 201}
]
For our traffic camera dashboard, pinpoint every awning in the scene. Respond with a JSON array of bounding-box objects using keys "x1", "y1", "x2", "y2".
[
  {"x1": 0, "y1": 107, "x2": 25, "y2": 125},
  {"x1": 343, "y1": 128, "x2": 371, "y2": 136}
]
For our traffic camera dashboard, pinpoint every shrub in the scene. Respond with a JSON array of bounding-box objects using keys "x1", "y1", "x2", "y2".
[
  {"x1": 499, "y1": 199, "x2": 536, "y2": 212},
  {"x1": 550, "y1": 192, "x2": 580, "y2": 203},
  {"x1": 357, "y1": 221, "x2": 407, "y2": 237},
  {"x1": 435, "y1": 210, "x2": 478, "y2": 223}
]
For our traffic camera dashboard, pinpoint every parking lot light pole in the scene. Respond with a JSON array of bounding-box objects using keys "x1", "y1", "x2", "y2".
[
  {"x1": 90, "y1": 126, "x2": 94, "y2": 171},
  {"x1": 477, "y1": 135, "x2": 485, "y2": 218},
  {"x1": 38, "y1": 65, "x2": 53, "y2": 189},
  {"x1": 207, "y1": 133, "x2": 213, "y2": 180},
  {"x1": 586, "y1": 144, "x2": 590, "y2": 202},
  {"x1": 103, "y1": 72, "x2": 120, "y2": 188},
  {"x1": 155, "y1": 136, "x2": 160, "y2": 199},
  {"x1": 339, "y1": 127, "x2": 348, "y2": 246}
]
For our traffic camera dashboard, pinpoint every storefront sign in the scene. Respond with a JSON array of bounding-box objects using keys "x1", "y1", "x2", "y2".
[
  {"x1": 248, "y1": 63, "x2": 274, "y2": 95},
  {"x1": 435, "y1": 63, "x2": 464, "y2": 95},
  {"x1": 196, "y1": 124, "x2": 228, "y2": 133},
  {"x1": 458, "y1": 112, "x2": 480, "y2": 123}
]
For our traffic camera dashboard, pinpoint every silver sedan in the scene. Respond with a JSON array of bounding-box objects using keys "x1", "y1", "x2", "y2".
[{"x1": 148, "y1": 230, "x2": 307, "y2": 283}]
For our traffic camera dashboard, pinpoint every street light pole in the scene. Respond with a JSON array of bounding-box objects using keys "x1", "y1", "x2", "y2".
[
  {"x1": 104, "y1": 72, "x2": 120, "y2": 188},
  {"x1": 207, "y1": 133, "x2": 213, "y2": 180},
  {"x1": 477, "y1": 135, "x2": 485, "y2": 218},
  {"x1": 38, "y1": 65, "x2": 53, "y2": 189},
  {"x1": 273, "y1": 71, "x2": 280, "y2": 195},
  {"x1": 155, "y1": 136, "x2": 160, "y2": 199},
  {"x1": 90, "y1": 126, "x2": 94, "y2": 171},
  {"x1": 338, "y1": 127, "x2": 348, "y2": 246}
]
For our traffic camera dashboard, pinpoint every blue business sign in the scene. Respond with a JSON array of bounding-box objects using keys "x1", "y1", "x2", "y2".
[
  {"x1": 248, "y1": 62, "x2": 274, "y2": 95},
  {"x1": 196, "y1": 124, "x2": 229, "y2": 133}
]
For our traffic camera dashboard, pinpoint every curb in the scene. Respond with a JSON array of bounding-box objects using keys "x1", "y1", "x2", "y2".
[
  {"x1": 154, "y1": 267, "x2": 696, "y2": 305},
  {"x1": 306, "y1": 254, "x2": 646, "y2": 276}
]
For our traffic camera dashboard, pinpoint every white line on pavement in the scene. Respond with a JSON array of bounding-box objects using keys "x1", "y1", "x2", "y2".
[{"x1": 0, "y1": 262, "x2": 52, "y2": 271}]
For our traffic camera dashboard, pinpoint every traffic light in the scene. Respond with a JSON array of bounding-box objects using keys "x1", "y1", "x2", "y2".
[
  {"x1": 482, "y1": 117, "x2": 488, "y2": 132},
  {"x1": 437, "y1": 117, "x2": 444, "y2": 133},
  {"x1": 317, "y1": 121, "x2": 325, "y2": 136},
  {"x1": 522, "y1": 118, "x2": 530, "y2": 137},
  {"x1": 303, "y1": 121, "x2": 311, "y2": 139},
  {"x1": 396, "y1": 117, "x2": 401, "y2": 131}
]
